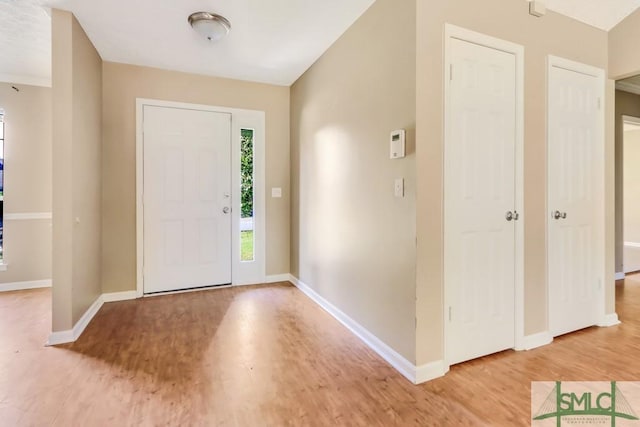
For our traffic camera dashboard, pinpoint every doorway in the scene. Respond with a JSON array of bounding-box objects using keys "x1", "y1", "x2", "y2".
[
  {"x1": 547, "y1": 56, "x2": 606, "y2": 337},
  {"x1": 622, "y1": 116, "x2": 640, "y2": 274},
  {"x1": 136, "y1": 99, "x2": 266, "y2": 295},
  {"x1": 443, "y1": 25, "x2": 525, "y2": 366}
]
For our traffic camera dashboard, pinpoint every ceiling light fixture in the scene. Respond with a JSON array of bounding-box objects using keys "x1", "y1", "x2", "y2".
[{"x1": 188, "y1": 12, "x2": 231, "y2": 42}]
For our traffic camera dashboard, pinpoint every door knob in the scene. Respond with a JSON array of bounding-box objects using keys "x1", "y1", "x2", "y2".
[
  {"x1": 553, "y1": 210, "x2": 567, "y2": 220},
  {"x1": 223, "y1": 207, "x2": 230, "y2": 214},
  {"x1": 506, "y1": 211, "x2": 514, "y2": 221}
]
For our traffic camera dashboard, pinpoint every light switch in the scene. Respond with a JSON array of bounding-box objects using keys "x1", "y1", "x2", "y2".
[
  {"x1": 272, "y1": 188, "x2": 282, "y2": 198},
  {"x1": 394, "y1": 179, "x2": 404, "y2": 198}
]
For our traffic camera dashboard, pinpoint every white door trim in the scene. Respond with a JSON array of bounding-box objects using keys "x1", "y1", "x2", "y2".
[
  {"x1": 622, "y1": 115, "x2": 640, "y2": 278},
  {"x1": 546, "y1": 55, "x2": 606, "y2": 331},
  {"x1": 136, "y1": 98, "x2": 266, "y2": 297},
  {"x1": 622, "y1": 115, "x2": 640, "y2": 128},
  {"x1": 443, "y1": 24, "x2": 526, "y2": 367}
]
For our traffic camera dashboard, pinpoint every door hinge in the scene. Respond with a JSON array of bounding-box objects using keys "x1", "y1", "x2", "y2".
[
  {"x1": 448, "y1": 306, "x2": 452, "y2": 322},
  {"x1": 597, "y1": 98, "x2": 602, "y2": 110}
]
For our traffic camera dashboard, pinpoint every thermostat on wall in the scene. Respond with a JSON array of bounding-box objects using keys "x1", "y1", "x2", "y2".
[{"x1": 390, "y1": 129, "x2": 406, "y2": 159}]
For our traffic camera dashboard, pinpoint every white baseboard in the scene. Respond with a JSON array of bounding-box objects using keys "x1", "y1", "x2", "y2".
[
  {"x1": 289, "y1": 274, "x2": 431, "y2": 384},
  {"x1": 598, "y1": 313, "x2": 621, "y2": 327},
  {"x1": 415, "y1": 360, "x2": 449, "y2": 384},
  {"x1": 102, "y1": 290, "x2": 138, "y2": 303},
  {"x1": 46, "y1": 329, "x2": 74, "y2": 346},
  {"x1": 0, "y1": 279, "x2": 51, "y2": 292},
  {"x1": 518, "y1": 331, "x2": 553, "y2": 351},
  {"x1": 47, "y1": 290, "x2": 141, "y2": 345},
  {"x1": 47, "y1": 294, "x2": 103, "y2": 346},
  {"x1": 265, "y1": 274, "x2": 291, "y2": 284},
  {"x1": 616, "y1": 272, "x2": 625, "y2": 280}
]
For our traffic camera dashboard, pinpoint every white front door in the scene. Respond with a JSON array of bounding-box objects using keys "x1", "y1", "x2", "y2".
[
  {"x1": 143, "y1": 105, "x2": 232, "y2": 294},
  {"x1": 548, "y1": 60, "x2": 603, "y2": 336},
  {"x1": 445, "y1": 37, "x2": 518, "y2": 365}
]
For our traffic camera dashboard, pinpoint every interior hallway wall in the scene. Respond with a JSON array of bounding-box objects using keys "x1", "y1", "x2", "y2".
[
  {"x1": 52, "y1": 9, "x2": 103, "y2": 331},
  {"x1": 0, "y1": 83, "x2": 52, "y2": 286},
  {"x1": 609, "y1": 8, "x2": 640, "y2": 80},
  {"x1": 290, "y1": 0, "x2": 417, "y2": 361},
  {"x1": 101, "y1": 62, "x2": 290, "y2": 294}
]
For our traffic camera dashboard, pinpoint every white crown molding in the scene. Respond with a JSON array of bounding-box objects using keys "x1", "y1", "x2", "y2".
[
  {"x1": 616, "y1": 81, "x2": 640, "y2": 96},
  {"x1": 0, "y1": 73, "x2": 51, "y2": 88}
]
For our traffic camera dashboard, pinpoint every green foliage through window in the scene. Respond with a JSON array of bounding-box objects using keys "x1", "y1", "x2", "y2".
[{"x1": 241, "y1": 129, "x2": 254, "y2": 219}]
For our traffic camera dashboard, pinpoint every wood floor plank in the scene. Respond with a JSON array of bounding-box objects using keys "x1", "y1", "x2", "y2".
[{"x1": 0, "y1": 279, "x2": 638, "y2": 426}]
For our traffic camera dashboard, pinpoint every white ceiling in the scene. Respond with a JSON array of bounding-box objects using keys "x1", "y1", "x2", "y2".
[
  {"x1": 0, "y1": 0, "x2": 51, "y2": 86},
  {"x1": 3, "y1": 0, "x2": 640, "y2": 87},
  {"x1": 543, "y1": 0, "x2": 640, "y2": 30},
  {"x1": 42, "y1": 0, "x2": 375, "y2": 86}
]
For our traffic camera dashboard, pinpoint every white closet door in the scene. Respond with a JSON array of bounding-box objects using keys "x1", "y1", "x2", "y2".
[
  {"x1": 143, "y1": 106, "x2": 232, "y2": 294},
  {"x1": 548, "y1": 62, "x2": 603, "y2": 336},
  {"x1": 445, "y1": 37, "x2": 517, "y2": 365}
]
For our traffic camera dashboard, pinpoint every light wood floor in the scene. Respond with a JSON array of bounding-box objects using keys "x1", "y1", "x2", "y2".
[{"x1": 0, "y1": 278, "x2": 638, "y2": 426}]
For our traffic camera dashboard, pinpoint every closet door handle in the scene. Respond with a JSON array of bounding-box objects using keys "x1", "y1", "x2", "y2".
[{"x1": 553, "y1": 210, "x2": 567, "y2": 220}]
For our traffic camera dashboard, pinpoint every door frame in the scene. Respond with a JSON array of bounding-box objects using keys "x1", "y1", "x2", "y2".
[
  {"x1": 620, "y1": 115, "x2": 640, "y2": 275},
  {"x1": 546, "y1": 55, "x2": 606, "y2": 332},
  {"x1": 443, "y1": 24, "x2": 526, "y2": 367},
  {"x1": 135, "y1": 98, "x2": 266, "y2": 296}
]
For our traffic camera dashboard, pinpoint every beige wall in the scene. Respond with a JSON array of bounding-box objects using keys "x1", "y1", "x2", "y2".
[
  {"x1": 416, "y1": 0, "x2": 610, "y2": 365},
  {"x1": 52, "y1": 10, "x2": 103, "y2": 330},
  {"x1": 0, "y1": 83, "x2": 52, "y2": 285},
  {"x1": 290, "y1": 0, "x2": 416, "y2": 361},
  {"x1": 615, "y1": 90, "x2": 640, "y2": 274},
  {"x1": 101, "y1": 62, "x2": 290, "y2": 293},
  {"x1": 610, "y1": 8, "x2": 640, "y2": 80}
]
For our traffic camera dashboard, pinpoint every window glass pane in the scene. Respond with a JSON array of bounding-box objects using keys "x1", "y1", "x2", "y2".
[{"x1": 240, "y1": 129, "x2": 254, "y2": 262}]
